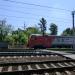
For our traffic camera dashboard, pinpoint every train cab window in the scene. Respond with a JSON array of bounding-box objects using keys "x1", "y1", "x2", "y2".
[
  {"x1": 31, "y1": 35, "x2": 35, "y2": 38},
  {"x1": 31, "y1": 35, "x2": 36, "y2": 40}
]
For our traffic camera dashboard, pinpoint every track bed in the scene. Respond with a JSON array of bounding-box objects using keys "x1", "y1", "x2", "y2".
[{"x1": 0, "y1": 54, "x2": 74, "y2": 75}]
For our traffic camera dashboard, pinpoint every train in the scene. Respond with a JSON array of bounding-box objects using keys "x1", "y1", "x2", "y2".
[
  {"x1": 27, "y1": 34, "x2": 75, "y2": 49},
  {"x1": 0, "y1": 34, "x2": 75, "y2": 49}
]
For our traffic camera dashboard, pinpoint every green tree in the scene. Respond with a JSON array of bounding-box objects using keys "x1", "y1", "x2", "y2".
[
  {"x1": 38, "y1": 18, "x2": 47, "y2": 36},
  {"x1": 4, "y1": 35, "x2": 14, "y2": 44},
  {"x1": 12, "y1": 28, "x2": 28, "y2": 45},
  {"x1": 0, "y1": 19, "x2": 12, "y2": 41},
  {"x1": 12, "y1": 34, "x2": 19, "y2": 44},
  {"x1": 49, "y1": 23, "x2": 58, "y2": 35},
  {"x1": 18, "y1": 32, "x2": 28, "y2": 44},
  {"x1": 62, "y1": 28, "x2": 73, "y2": 36},
  {"x1": 26, "y1": 27, "x2": 41, "y2": 37}
]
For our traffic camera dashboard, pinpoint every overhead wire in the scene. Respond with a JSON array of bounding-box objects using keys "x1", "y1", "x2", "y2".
[
  {"x1": 1, "y1": 0, "x2": 72, "y2": 20},
  {"x1": 0, "y1": 4, "x2": 71, "y2": 15},
  {"x1": 0, "y1": 0, "x2": 72, "y2": 26},
  {"x1": 3, "y1": 0, "x2": 71, "y2": 12},
  {"x1": 0, "y1": 0, "x2": 72, "y2": 20},
  {"x1": 0, "y1": 6, "x2": 71, "y2": 21},
  {"x1": 0, "y1": 14, "x2": 72, "y2": 24}
]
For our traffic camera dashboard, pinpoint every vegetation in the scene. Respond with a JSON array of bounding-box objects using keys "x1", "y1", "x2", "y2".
[
  {"x1": 0, "y1": 19, "x2": 42, "y2": 45},
  {"x1": 49, "y1": 23, "x2": 58, "y2": 35},
  {"x1": 38, "y1": 18, "x2": 47, "y2": 36},
  {"x1": 61, "y1": 28, "x2": 73, "y2": 36},
  {"x1": 11, "y1": 27, "x2": 40, "y2": 45},
  {"x1": 1, "y1": 18, "x2": 74, "y2": 47},
  {"x1": 0, "y1": 19, "x2": 12, "y2": 41}
]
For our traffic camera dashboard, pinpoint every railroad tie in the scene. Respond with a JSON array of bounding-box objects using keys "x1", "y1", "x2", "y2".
[
  {"x1": 43, "y1": 64, "x2": 49, "y2": 68},
  {"x1": 18, "y1": 65, "x2": 22, "y2": 71},
  {"x1": 0, "y1": 67, "x2": 3, "y2": 72},
  {"x1": 8, "y1": 66, "x2": 12, "y2": 72},
  {"x1": 20, "y1": 56, "x2": 22, "y2": 58},
  {"x1": 70, "y1": 62, "x2": 75, "y2": 66},
  {"x1": 65, "y1": 71, "x2": 72, "y2": 75},
  {"x1": 51, "y1": 55, "x2": 54, "y2": 57},
  {"x1": 13, "y1": 56, "x2": 17, "y2": 58},
  {"x1": 57, "y1": 63, "x2": 72, "y2": 75},
  {"x1": 27, "y1": 65, "x2": 32, "y2": 70},
  {"x1": 70, "y1": 62, "x2": 75, "y2": 72},
  {"x1": 57, "y1": 63, "x2": 64, "y2": 67},
  {"x1": 46, "y1": 55, "x2": 49, "y2": 57},
  {"x1": 44, "y1": 73, "x2": 49, "y2": 75},
  {"x1": 50, "y1": 63, "x2": 61, "y2": 75},
  {"x1": 35, "y1": 64, "x2": 41, "y2": 69},
  {"x1": 55, "y1": 55, "x2": 58, "y2": 56},
  {"x1": 26, "y1": 56, "x2": 29, "y2": 58},
  {"x1": 31, "y1": 55, "x2": 34, "y2": 57},
  {"x1": 32, "y1": 74, "x2": 37, "y2": 75},
  {"x1": 55, "y1": 72, "x2": 62, "y2": 75},
  {"x1": 50, "y1": 63, "x2": 57, "y2": 68},
  {"x1": 64, "y1": 62, "x2": 72, "y2": 66},
  {"x1": 6, "y1": 56, "x2": 11, "y2": 58},
  {"x1": 36, "y1": 55, "x2": 40, "y2": 57},
  {"x1": 41, "y1": 55, "x2": 45, "y2": 57},
  {"x1": 1, "y1": 56, "x2": 4, "y2": 59}
]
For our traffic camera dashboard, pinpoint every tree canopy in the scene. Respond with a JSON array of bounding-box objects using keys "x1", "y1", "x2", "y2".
[
  {"x1": 0, "y1": 18, "x2": 59, "y2": 46},
  {"x1": 61, "y1": 28, "x2": 73, "y2": 36},
  {"x1": 49, "y1": 23, "x2": 58, "y2": 35},
  {"x1": 38, "y1": 18, "x2": 47, "y2": 36},
  {"x1": 0, "y1": 19, "x2": 12, "y2": 41}
]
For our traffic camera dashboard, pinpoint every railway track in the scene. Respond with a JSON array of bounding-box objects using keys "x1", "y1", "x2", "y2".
[
  {"x1": 0, "y1": 49, "x2": 54, "y2": 56},
  {"x1": 0, "y1": 50, "x2": 74, "y2": 75},
  {"x1": 0, "y1": 59, "x2": 75, "y2": 75},
  {"x1": 0, "y1": 54, "x2": 74, "y2": 75},
  {"x1": 0, "y1": 54, "x2": 70, "y2": 63}
]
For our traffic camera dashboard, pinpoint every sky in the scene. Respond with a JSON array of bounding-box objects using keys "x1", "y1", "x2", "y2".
[{"x1": 0, "y1": 0, "x2": 75, "y2": 35}]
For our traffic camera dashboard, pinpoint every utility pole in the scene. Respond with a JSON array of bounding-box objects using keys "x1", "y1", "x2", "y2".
[
  {"x1": 72, "y1": 11, "x2": 75, "y2": 50},
  {"x1": 24, "y1": 22, "x2": 26, "y2": 30}
]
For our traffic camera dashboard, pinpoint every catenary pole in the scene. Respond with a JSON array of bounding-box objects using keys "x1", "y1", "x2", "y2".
[{"x1": 72, "y1": 11, "x2": 75, "y2": 50}]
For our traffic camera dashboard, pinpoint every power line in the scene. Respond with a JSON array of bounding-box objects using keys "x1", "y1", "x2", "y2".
[
  {"x1": 0, "y1": 14, "x2": 26, "y2": 19},
  {"x1": 0, "y1": 14, "x2": 72, "y2": 24},
  {"x1": 0, "y1": 14, "x2": 39, "y2": 21},
  {"x1": 0, "y1": 7, "x2": 41, "y2": 17},
  {"x1": 3, "y1": 0, "x2": 71, "y2": 12},
  {"x1": 0, "y1": 4, "x2": 70, "y2": 15},
  {"x1": 0, "y1": 12, "x2": 71, "y2": 23},
  {"x1": 0, "y1": 7, "x2": 71, "y2": 21}
]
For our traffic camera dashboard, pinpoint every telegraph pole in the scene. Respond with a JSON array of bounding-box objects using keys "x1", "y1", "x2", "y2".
[
  {"x1": 72, "y1": 11, "x2": 75, "y2": 50},
  {"x1": 24, "y1": 22, "x2": 26, "y2": 30}
]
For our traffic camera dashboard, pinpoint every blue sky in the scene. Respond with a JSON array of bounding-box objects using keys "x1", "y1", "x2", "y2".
[{"x1": 0, "y1": 0, "x2": 75, "y2": 35}]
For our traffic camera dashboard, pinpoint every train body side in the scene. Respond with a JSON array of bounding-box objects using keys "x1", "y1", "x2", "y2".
[
  {"x1": 52, "y1": 36, "x2": 74, "y2": 48},
  {"x1": 27, "y1": 35, "x2": 55, "y2": 48},
  {"x1": 27, "y1": 35, "x2": 75, "y2": 48}
]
